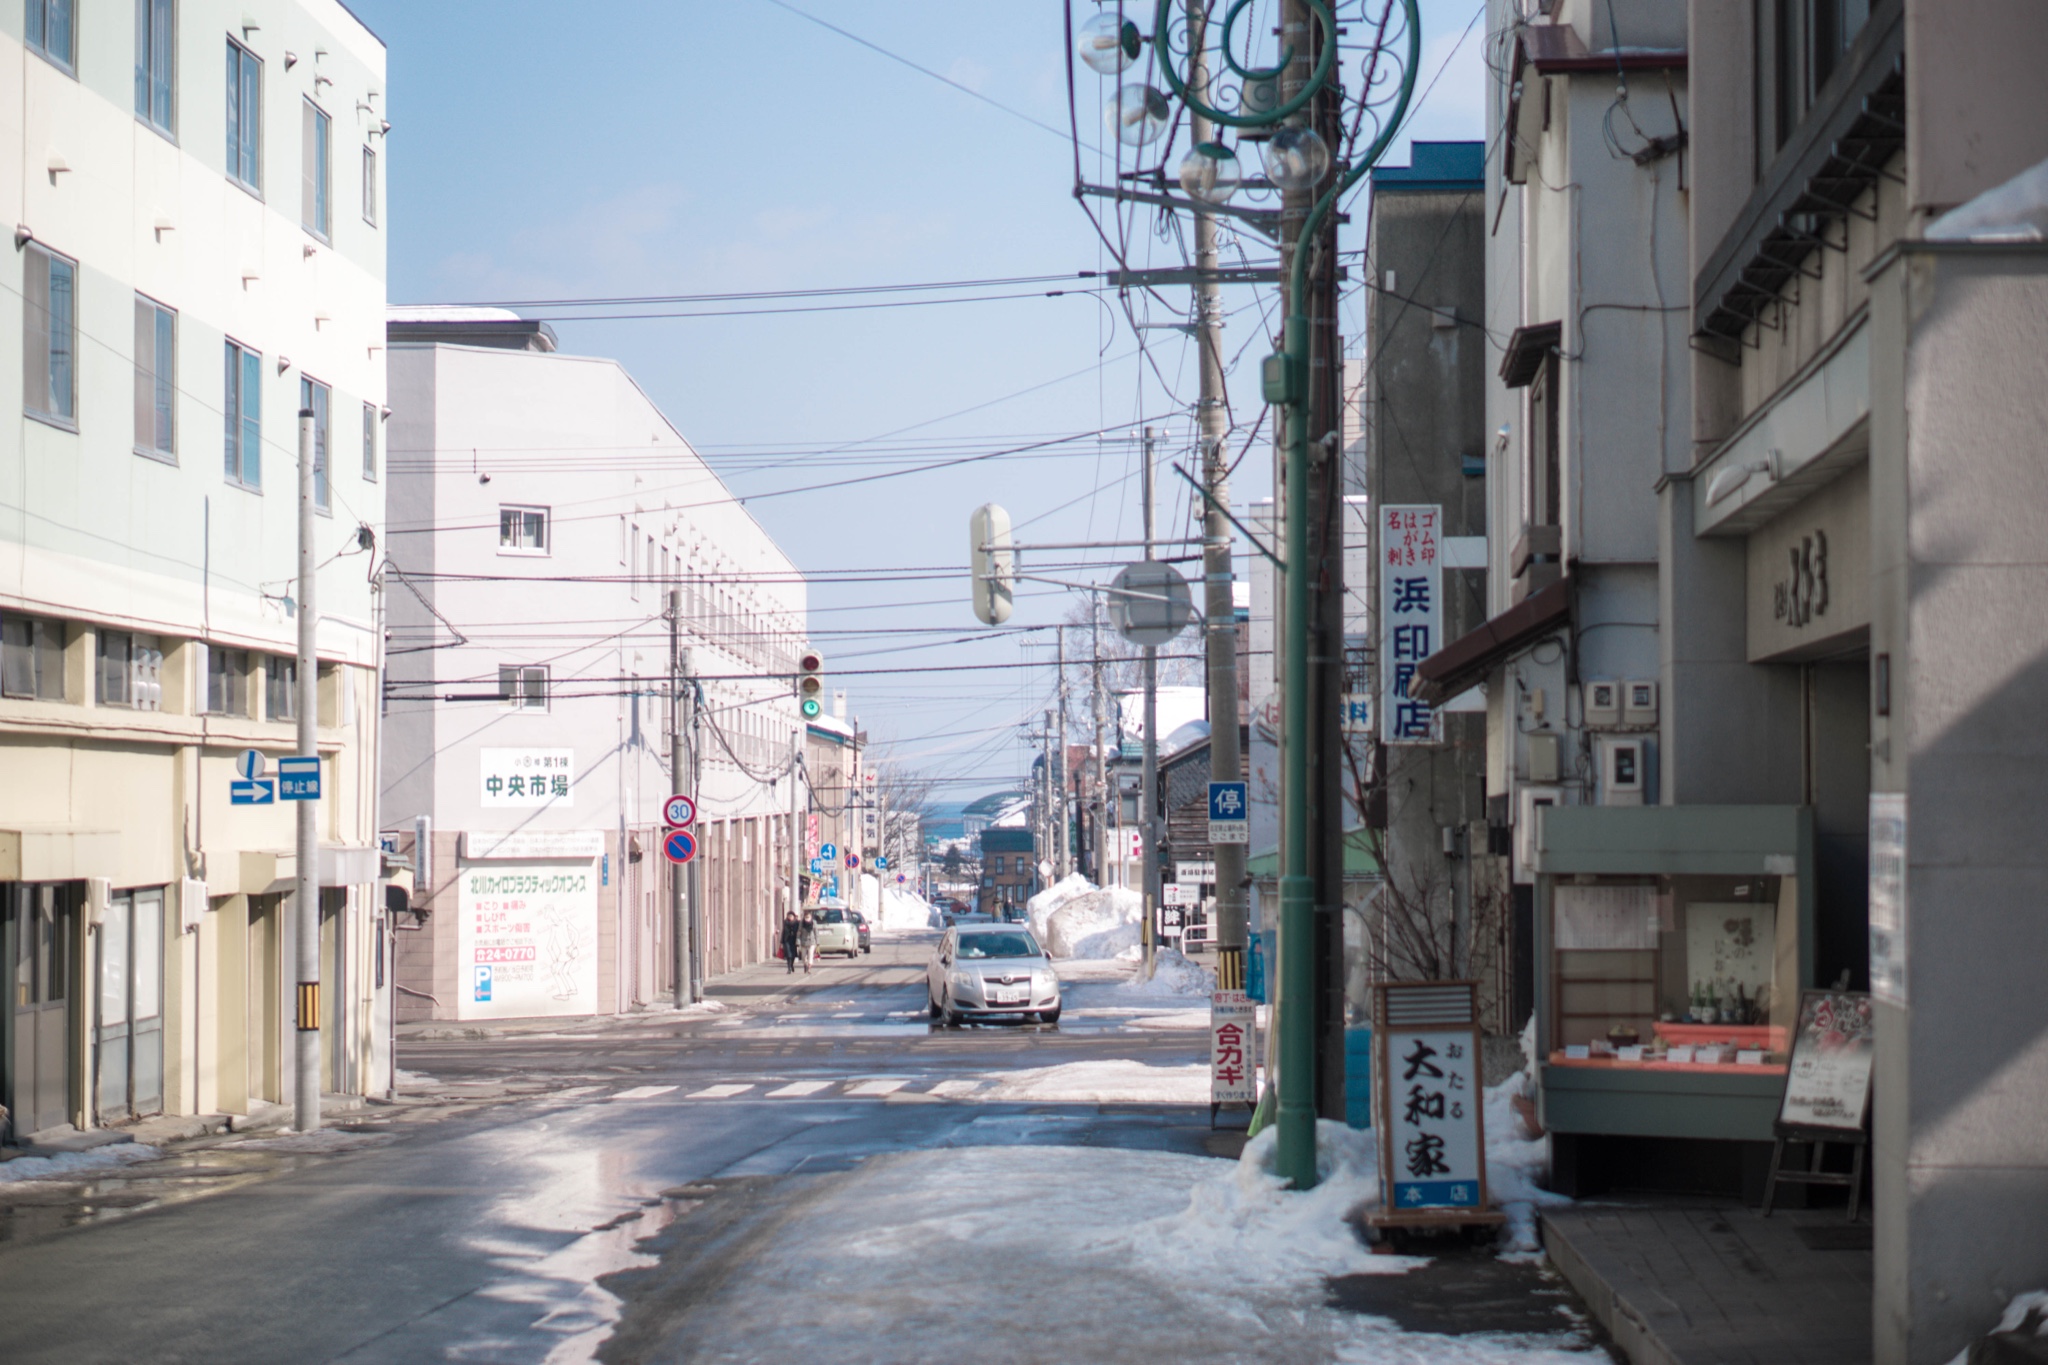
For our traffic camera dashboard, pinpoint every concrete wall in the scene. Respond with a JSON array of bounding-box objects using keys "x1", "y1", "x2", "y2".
[{"x1": 1868, "y1": 244, "x2": 2048, "y2": 1365}]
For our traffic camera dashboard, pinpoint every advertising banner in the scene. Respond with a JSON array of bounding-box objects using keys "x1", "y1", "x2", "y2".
[{"x1": 456, "y1": 859, "x2": 599, "y2": 1019}]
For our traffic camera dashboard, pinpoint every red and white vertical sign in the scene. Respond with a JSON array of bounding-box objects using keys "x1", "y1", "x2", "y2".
[
  {"x1": 1211, "y1": 990, "x2": 1257, "y2": 1104},
  {"x1": 1379, "y1": 505, "x2": 1443, "y2": 745}
]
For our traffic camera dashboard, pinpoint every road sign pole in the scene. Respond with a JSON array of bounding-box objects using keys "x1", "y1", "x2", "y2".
[
  {"x1": 669, "y1": 593, "x2": 692, "y2": 1007},
  {"x1": 293, "y1": 407, "x2": 321, "y2": 1134}
]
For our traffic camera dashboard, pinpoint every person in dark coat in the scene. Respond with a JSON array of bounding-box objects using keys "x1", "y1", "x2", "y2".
[{"x1": 779, "y1": 910, "x2": 802, "y2": 973}]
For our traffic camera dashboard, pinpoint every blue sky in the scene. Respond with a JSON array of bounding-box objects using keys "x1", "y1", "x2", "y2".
[{"x1": 349, "y1": 0, "x2": 1486, "y2": 797}]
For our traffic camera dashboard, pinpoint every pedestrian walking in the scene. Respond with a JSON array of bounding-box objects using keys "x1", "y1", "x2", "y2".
[
  {"x1": 780, "y1": 910, "x2": 802, "y2": 974},
  {"x1": 797, "y1": 911, "x2": 818, "y2": 973}
]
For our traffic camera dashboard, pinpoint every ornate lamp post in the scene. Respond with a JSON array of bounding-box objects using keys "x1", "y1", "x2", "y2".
[{"x1": 1143, "y1": 0, "x2": 1420, "y2": 1189}]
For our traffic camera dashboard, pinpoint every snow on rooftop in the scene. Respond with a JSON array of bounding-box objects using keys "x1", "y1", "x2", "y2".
[
  {"x1": 386, "y1": 305, "x2": 529, "y2": 324},
  {"x1": 1927, "y1": 154, "x2": 2048, "y2": 243}
]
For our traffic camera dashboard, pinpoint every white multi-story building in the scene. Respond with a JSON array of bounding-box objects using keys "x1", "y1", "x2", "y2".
[
  {"x1": 2, "y1": 0, "x2": 390, "y2": 1141},
  {"x1": 381, "y1": 310, "x2": 808, "y2": 1020}
]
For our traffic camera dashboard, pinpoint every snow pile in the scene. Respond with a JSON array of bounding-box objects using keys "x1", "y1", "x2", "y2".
[
  {"x1": 865, "y1": 876, "x2": 939, "y2": 931},
  {"x1": 980, "y1": 1058, "x2": 1209, "y2": 1105},
  {"x1": 1025, "y1": 871, "x2": 1094, "y2": 940},
  {"x1": 1119, "y1": 1119, "x2": 1410, "y2": 1293},
  {"x1": 1485, "y1": 1015, "x2": 1570, "y2": 1257},
  {"x1": 1044, "y1": 885, "x2": 1145, "y2": 959},
  {"x1": 1118, "y1": 947, "x2": 1215, "y2": 998},
  {"x1": 1946, "y1": 1291, "x2": 2048, "y2": 1365},
  {"x1": 1928, "y1": 154, "x2": 2048, "y2": 242},
  {"x1": 0, "y1": 1143, "x2": 163, "y2": 1184}
]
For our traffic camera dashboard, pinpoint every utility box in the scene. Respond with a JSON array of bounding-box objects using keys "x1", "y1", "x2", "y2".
[
  {"x1": 1623, "y1": 680, "x2": 1659, "y2": 727},
  {"x1": 1528, "y1": 731, "x2": 1562, "y2": 783},
  {"x1": 1598, "y1": 737, "x2": 1647, "y2": 806},
  {"x1": 1583, "y1": 681, "x2": 1621, "y2": 728}
]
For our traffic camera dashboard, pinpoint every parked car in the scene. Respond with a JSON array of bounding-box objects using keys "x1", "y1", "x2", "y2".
[
  {"x1": 927, "y1": 924, "x2": 1061, "y2": 1025},
  {"x1": 846, "y1": 909, "x2": 872, "y2": 953},
  {"x1": 811, "y1": 906, "x2": 860, "y2": 958}
]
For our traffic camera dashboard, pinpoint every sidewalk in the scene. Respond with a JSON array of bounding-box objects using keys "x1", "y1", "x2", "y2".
[{"x1": 1542, "y1": 1201, "x2": 1871, "y2": 1365}]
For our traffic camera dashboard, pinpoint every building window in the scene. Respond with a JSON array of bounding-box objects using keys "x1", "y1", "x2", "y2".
[
  {"x1": 627, "y1": 523, "x2": 640, "y2": 597},
  {"x1": 226, "y1": 39, "x2": 262, "y2": 193},
  {"x1": 27, "y1": 0, "x2": 76, "y2": 73},
  {"x1": 1, "y1": 615, "x2": 67, "y2": 701},
  {"x1": 97, "y1": 631, "x2": 162, "y2": 710},
  {"x1": 134, "y1": 0, "x2": 176, "y2": 136},
  {"x1": 302, "y1": 100, "x2": 331, "y2": 239},
  {"x1": 203, "y1": 645, "x2": 250, "y2": 716},
  {"x1": 24, "y1": 243, "x2": 78, "y2": 428},
  {"x1": 499, "y1": 505, "x2": 549, "y2": 555},
  {"x1": 300, "y1": 377, "x2": 330, "y2": 510},
  {"x1": 362, "y1": 402, "x2": 377, "y2": 481},
  {"x1": 266, "y1": 655, "x2": 297, "y2": 721},
  {"x1": 223, "y1": 340, "x2": 262, "y2": 488},
  {"x1": 134, "y1": 295, "x2": 177, "y2": 461},
  {"x1": 362, "y1": 144, "x2": 377, "y2": 225},
  {"x1": 499, "y1": 665, "x2": 548, "y2": 710}
]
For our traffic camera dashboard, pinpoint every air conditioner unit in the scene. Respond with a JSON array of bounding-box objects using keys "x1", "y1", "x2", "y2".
[
  {"x1": 1623, "y1": 679, "x2": 1659, "y2": 727},
  {"x1": 1599, "y1": 736, "x2": 1647, "y2": 806},
  {"x1": 1583, "y1": 681, "x2": 1621, "y2": 728},
  {"x1": 1515, "y1": 785, "x2": 1565, "y2": 882}
]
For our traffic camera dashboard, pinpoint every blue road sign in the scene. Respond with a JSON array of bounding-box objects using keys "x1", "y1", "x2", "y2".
[
  {"x1": 230, "y1": 777, "x2": 276, "y2": 806},
  {"x1": 277, "y1": 755, "x2": 321, "y2": 801},
  {"x1": 845, "y1": 852, "x2": 861, "y2": 869},
  {"x1": 1208, "y1": 781, "x2": 1248, "y2": 822},
  {"x1": 663, "y1": 828, "x2": 699, "y2": 865},
  {"x1": 809, "y1": 858, "x2": 824, "y2": 876},
  {"x1": 875, "y1": 854, "x2": 889, "y2": 870},
  {"x1": 820, "y1": 842, "x2": 838, "y2": 861}
]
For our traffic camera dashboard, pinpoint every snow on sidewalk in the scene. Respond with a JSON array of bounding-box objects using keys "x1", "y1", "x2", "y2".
[
  {"x1": 648, "y1": 1131, "x2": 1599, "y2": 1364},
  {"x1": 0, "y1": 1144, "x2": 163, "y2": 1184}
]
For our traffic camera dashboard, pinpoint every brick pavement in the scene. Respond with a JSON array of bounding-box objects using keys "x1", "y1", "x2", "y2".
[{"x1": 1542, "y1": 1201, "x2": 1871, "y2": 1365}]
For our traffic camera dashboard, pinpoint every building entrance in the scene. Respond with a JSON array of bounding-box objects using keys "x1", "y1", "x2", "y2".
[
  {"x1": 94, "y1": 888, "x2": 165, "y2": 1124},
  {"x1": 9, "y1": 883, "x2": 80, "y2": 1138}
]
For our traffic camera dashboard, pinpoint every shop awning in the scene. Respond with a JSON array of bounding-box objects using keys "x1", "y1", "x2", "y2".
[
  {"x1": 1409, "y1": 576, "x2": 1573, "y2": 705},
  {"x1": 1499, "y1": 321, "x2": 1562, "y2": 388}
]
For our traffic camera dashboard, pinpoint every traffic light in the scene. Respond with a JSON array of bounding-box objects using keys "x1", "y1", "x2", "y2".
[
  {"x1": 798, "y1": 649, "x2": 825, "y2": 718},
  {"x1": 969, "y1": 502, "x2": 1014, "y2": 626}
]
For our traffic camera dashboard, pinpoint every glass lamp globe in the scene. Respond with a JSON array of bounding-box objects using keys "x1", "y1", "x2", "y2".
[
  {"x1": 1262, "y1": 124, "x2": 1331, "y2": 192},
  {"x1": 1178, "y1": 142, "x2": 1242, "y2": 203},
  {"x1": 1077, "y1": 12, "x2": 1140, "y2": 75},
  {"x1": 1108, "y1": 84, "x2": 1172, "y2": 147}
]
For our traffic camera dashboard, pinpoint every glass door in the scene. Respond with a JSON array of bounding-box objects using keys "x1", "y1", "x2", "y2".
[
  {"x1": 95, "y1": 889, "x2": 165, "y2": 1124},
  {"x1": 13, "y1": 885, "x2": 77, "y2": 1136}
]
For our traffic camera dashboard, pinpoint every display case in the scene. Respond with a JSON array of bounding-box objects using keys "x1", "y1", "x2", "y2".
[{"x1": 1531, "y1": 806, "x2": 1813, "y2": 1145}]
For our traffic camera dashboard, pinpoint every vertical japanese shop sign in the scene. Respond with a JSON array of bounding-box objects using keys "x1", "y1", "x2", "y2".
[
  {"x1": 1382, "y1": 1029, "x2": 1483, "y2": 1210},
  {"x1": 1210, "y1": 990, "x2": 1257, "y2": 1105},
  {"x1": 1380, "y1": 506, "x2": 1442, "y2": 744},
  {"x1": 1868, "y1": 792, "x2": 1907, "y2": 1005}
]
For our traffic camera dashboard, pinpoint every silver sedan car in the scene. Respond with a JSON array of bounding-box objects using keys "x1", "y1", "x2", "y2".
[{"x1": 927, "y1": 924, "x2": 1062, "y2": 1026}]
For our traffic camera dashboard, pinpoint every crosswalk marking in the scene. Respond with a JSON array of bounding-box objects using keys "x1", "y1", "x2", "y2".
[
  {"x1": 926, "y1": 1079, "x2": 985, "y2": 1098},
  {"x1": 846, "y1": 1078, "x2": 910, "y2": 1096},
  {"x1": 765, "y1": 1080, "x2": 831, "y2": 1097},
  {"x1": 612, "y1": 1085, "x2": 678, "y2": 1100},
  {"x1": 688, "y1": 1083, "x2": 756, "y2": 1099}
]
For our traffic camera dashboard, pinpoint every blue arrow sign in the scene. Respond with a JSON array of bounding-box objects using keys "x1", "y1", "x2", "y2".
[
  {"x1": 663, "y1": 828, "x2": 698, "y2": 865},
  {"x1": 820, "y1": 842, "x2": 837, "y2": 861},
  {"x1": 230, "y1": 777, "x2": 276, "y2": 806},
  {"x1": 875, "y1": 854, "x2": 889, "y2": 869},
  {"x1": 277, "y1": 755, "x2": 321, "y2": 801}
]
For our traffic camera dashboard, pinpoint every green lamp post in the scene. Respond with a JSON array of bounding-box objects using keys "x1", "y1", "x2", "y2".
[{"x1": 1148, "y1": 0, "x2": 1420, "y2": 1189}]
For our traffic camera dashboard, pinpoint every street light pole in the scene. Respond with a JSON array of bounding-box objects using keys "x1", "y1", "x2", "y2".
[{"x1": 293, "y1": 408, "x2": 321, "y2": 1133}]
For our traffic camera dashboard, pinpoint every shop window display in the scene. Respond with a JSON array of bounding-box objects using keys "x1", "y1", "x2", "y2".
[{"x1": 1550, "y1": 875, "x2": 1795, "y2": 1074}]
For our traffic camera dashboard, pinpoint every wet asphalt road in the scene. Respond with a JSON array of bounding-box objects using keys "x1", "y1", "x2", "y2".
[{"x1": 0, "y1": 933, "x2": 1227, "y2": 1364}]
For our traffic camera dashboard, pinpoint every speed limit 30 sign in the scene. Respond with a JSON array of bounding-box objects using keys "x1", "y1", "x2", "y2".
[{"x1": 662, "y1": 794, "x2": 697, "y2": 827}]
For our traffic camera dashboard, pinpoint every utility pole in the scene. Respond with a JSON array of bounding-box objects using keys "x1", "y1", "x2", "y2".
[
  {"x1": 669, "y1": 597, "x2": 689, "y2": 1007},
  {"x1": 687, "y1": 666, "x2": 704, "y2": 1002},
  {"x1": 1090, "y1": 600, "x2": 1107, "y2": 885},
  {"x1": 1055, "y1": 626, "x2": 1070, "y2": 881},
  {"x1": 1188, "y1": 0, "x2": 1247, "y2": 976},
  {"x1": 293, "y1": 409, "x2": 321, "y2": 1133},
  {"x1": 1140, "y1": 426, "x2": 1160, "y2": 978},
  {"x1": 789, "y1": 727, "x2": 802, "y2": 922}
]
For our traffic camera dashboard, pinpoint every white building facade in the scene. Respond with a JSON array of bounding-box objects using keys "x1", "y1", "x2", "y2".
[
  {"x1": 381, "y1": 312, "x2": 807, "y2": 1020},
  {"x1": 2, "y1": 0, "x2": 391, "y2": 1141}
]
